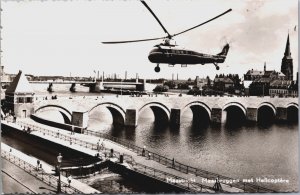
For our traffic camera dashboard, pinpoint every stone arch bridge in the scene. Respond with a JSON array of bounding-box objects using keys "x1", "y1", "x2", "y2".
[{"x1": 33, "y1": 96, "x2": 298, "y2": 128}]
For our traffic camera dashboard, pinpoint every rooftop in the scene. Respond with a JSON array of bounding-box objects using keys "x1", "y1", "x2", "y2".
[{"x1": 6, "y1": 70, "x2": 34, "y2": 94}]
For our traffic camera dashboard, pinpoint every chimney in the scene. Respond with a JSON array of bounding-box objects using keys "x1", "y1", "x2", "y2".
[
  {"x1": 172, "y1": 73, "x2": 174, "y2": 81},
  {"x1": 125, "y1": 71, "x2": 127, "y2": 80},
  {"x1": 177, "y1": 73, "x2": 178, "y2": 80}
]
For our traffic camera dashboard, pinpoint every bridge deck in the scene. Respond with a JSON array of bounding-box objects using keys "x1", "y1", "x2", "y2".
[
  {"x1": 29, "y1": 81, "x2": 142, "y2": 85},
  {"x1": 12, "y1": 118, "x2": 276, "y2": 193}
]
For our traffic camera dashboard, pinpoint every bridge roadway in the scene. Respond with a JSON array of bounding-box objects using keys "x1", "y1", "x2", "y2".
[
  {"x1": 33, "y1": 95, "x2": 298, "y2": 127},
  {"x1": 9, "y1": 118, "x2": 276, "y2": 193},
  {"x1": 29, "y1": 81, "x2": 143, "y2": 85}
]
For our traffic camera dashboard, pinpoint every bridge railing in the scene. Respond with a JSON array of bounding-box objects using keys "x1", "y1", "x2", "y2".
[
  {"x1": 16, "y1": 121, "x2": 134, "y2": 166},
  {"x1": 131, "y1": 161, "x2": 214, "y2": 193},
  {"x1": 1, "y1": 150, "x2": 82, "y2": 194},
  {"x1": 14, "y1": 121, "x2": 274, "y2": 193},
  {"x1": 83, "y1": 129, "x2": 276, "y2": 193}
]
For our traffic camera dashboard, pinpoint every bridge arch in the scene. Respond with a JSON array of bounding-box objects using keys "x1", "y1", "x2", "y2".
[
  {"x1": 286, "y1": 102, "x2": 299, "y2": 109},
  {"x1": 258, "y1": 102, "x2": 277, "y2": 116},
  {"x1": 35, "y1": 105, "x2": 72, "y2": 124},
  {"x1": 88, "y1": 102, "x2": 126, "y2": 126},
  {"x1": 222, "y1": 102, "x2": 247, "y2": 124},
  {"x1": 222, "y1": 102, "x2": 247, "y2": 116},
  {"x1": 257, "y1": 102, "x2": 276, "y2": 123},
  {"x1": 182, "y1": 101, "x2": 211, "y2": 118},
  {"x1": 181, "y1": 101, "x2": 211, "y2": 125},
  {"x1": 287, "y1": 103, "x2": 298, "y2": 122},
  {"x1": 139, "y1": 102, "x2": 170, "y2": 124}
]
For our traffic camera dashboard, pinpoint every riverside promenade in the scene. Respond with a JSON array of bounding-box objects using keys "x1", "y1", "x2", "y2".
[
  {"x1": 2, "y1": 157, "x2": 56, "y2": 194},
  {"x1": 9, "y1": 118, "x2": 276, "y2": 193},
  {"x1": 1, "y1": 132, "x2": 100, "y2": 194}
]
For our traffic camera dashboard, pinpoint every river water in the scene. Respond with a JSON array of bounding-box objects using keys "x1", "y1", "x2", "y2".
[{"x1": 31, "y1": 84, "x2": 299, "y2": 192}]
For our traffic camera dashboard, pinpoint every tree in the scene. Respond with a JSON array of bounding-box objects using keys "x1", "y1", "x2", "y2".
[
  {"x1": 153, "y1": 85, "x2": 169, "y2": 92},
  {"x1": 177, "y1": 82, "x2": 190, "y2": 89},
  {"x1": 164, "y1": 81, "x2": 176, "y2": 89}
]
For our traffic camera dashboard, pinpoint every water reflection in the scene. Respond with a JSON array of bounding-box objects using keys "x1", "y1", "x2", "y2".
[{"x1": 88, "y1": 114, "x2": 298, "y2": 191}]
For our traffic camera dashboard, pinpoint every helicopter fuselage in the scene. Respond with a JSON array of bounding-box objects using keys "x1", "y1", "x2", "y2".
[{"x1": 148, "y1": 47, "x2": 226, "y2": 65}]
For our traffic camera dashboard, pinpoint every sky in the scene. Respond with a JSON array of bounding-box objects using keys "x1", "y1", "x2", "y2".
[{"x1": 1, "y1": 0, "x2": 298, "y2": 80}]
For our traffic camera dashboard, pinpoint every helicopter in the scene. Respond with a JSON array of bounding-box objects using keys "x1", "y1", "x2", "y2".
[{"x1": 102, "y1": 1, "x2": 232, "y2": 73}]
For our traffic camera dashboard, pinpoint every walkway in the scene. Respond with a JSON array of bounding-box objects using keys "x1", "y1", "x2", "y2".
[
  {"x1": 2, "y1": 159, "x2": 56, "y2": 194},
  {"x1": 12, "y1": 119, "x2": 250, "y2": 193},
  {"x1": 1, "y1": 140, "x2": 100, "y2": 194}
]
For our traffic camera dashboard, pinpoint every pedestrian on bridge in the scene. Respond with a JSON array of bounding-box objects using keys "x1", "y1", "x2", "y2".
[
  {"x1": 142, "y1": 146, "x2": 146, "y2": 157},
  {"x1": 97, "y1": 141, "x2": 100, "y2": 151},
  {"x1": 101, "y1": 142, "x2": 105, "y2": 150},
  {"x1": 67, "y1": 176, "x2": 72, "y2": 187},
  {"x1": 36, "y1": 160, "x2": 40, "y2": 170},
  {"x1": 172, "y1": 158, "x2": 175, "y2": 168}
]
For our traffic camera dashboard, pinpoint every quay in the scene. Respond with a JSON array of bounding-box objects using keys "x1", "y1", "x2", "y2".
[
  {"x1": 2, "y1": 118, "x2": 276, "y2": 193},
  {"x1": 1, "y1": 141, "x2": 100, "y2": 194}
]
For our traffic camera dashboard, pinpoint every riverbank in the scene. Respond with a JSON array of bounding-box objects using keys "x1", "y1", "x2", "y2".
[{"x1": 1, "y1": 141, "x2": 100, "y2": 194}]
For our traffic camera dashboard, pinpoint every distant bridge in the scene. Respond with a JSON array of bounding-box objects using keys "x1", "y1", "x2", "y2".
[
  {"x1": 29, "y1": 81, "x2": 95, "y2": 84},
  {"x1": 29, "y1": 80, "x2": 148, "y2": 92},
  {"x1": 32, "y1": 96, "x2": 298, "y2": 128}
]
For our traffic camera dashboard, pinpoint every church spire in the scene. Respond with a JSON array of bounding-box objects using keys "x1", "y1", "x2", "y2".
[
  {"x1": 284, "y1": 33, "x2": 291, "y2": 57},
  {"x1": 281, "y1": 33, "x2": 293, "y2": 80}
]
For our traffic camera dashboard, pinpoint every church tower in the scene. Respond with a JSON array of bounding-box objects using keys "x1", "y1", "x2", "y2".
[{"x1": 281, "y1": 33, "x2": 293, "y2": 80}]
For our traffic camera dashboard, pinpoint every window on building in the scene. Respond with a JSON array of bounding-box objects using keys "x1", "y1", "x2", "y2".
[
  {"x1": 18, "y1": 97, "x2": 24, "y2": 103},
  {"x1": 26, "y1": 97, "x2": 32, "y2": 103}
]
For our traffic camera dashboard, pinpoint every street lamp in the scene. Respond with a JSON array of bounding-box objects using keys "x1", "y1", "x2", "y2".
[{"x1": 57, "y1": 153, "x2": 63, "y2": 193}]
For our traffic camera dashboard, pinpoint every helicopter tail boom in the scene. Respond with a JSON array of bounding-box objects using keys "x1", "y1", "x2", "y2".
[{"x1": 217, "y1": 43, "x2": 230, "y2": 57}]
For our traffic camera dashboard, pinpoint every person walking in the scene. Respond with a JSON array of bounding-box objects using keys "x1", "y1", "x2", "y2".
[{"x1": 172, "y1": 158, "x2": 175, "y2": 169}]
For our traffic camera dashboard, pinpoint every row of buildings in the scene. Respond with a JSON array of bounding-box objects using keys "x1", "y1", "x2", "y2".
[
  {"x1": 244, "y1": 34, "x2": 297, "y2": 97},
  {"x1": 185, "y1": 33, "x2": 298, "y2": 97}
]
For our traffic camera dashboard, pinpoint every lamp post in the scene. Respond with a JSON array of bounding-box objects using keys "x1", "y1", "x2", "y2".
[{"x1": 57, "y1": 153, "x2": 63, "y2": 193}]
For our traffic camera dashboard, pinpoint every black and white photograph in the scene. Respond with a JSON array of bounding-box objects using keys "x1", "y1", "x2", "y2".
[{"x1": 0, "y1": 0, "x2": 298, "y2": 193}]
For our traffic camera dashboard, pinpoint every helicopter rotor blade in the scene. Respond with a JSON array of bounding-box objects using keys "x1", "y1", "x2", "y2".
[
  {"x1": 102, "y1": 36, "x2": 166, "y2": 44},
  {"x1": 140, "y1": 0, "x2": 171, "y2": 38},
  {"x1": 172, "y1": 8, "x2": 232, "y2": 37}
]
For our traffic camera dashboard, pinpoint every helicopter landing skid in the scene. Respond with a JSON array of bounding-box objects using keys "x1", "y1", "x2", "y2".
[
  {"x1": 168, "y1": 64, "x2": 175, "y2": 67},
  {"x1": 181, "y1": 64, "x2": 187, "y2": 67},
  {"x1": 154, "y1": 64, "x2": 160, "y2": 73},
  {"x1": 213, "y1": 63, "x2": 220, "y2": 70}
]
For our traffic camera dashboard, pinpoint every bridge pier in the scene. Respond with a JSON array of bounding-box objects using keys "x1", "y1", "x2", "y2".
[
  {"x1": 125, "y1": 109, "x2": 137, "y2": 127},
  {"x1": 89, "y1": 82, "x2": 104, "y2": 92},
  {"x1": 71, "y1": 111, "x2": 89, "y2": 131},
  {"x1": 47, "y1": 83, "x2": 53, "y2": 92},
  {"x1": 276, "y1": 107, "x2": 287, "y2": 121},
  {"x1": 246, "y1": 107, "x2": 258, "y2": 122},
  {"x1": 170, "y1": 108, "x2": 181, "y2": 126},
  {"x1": 70, "y1": 83, "x2": 76, "y2": 92},
  {"x1": 211, "y1": 107, "x2": 227, "y2": 124},
  {"x1": 136, "y1": 79, "x2": 146, "y2": 91}
]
